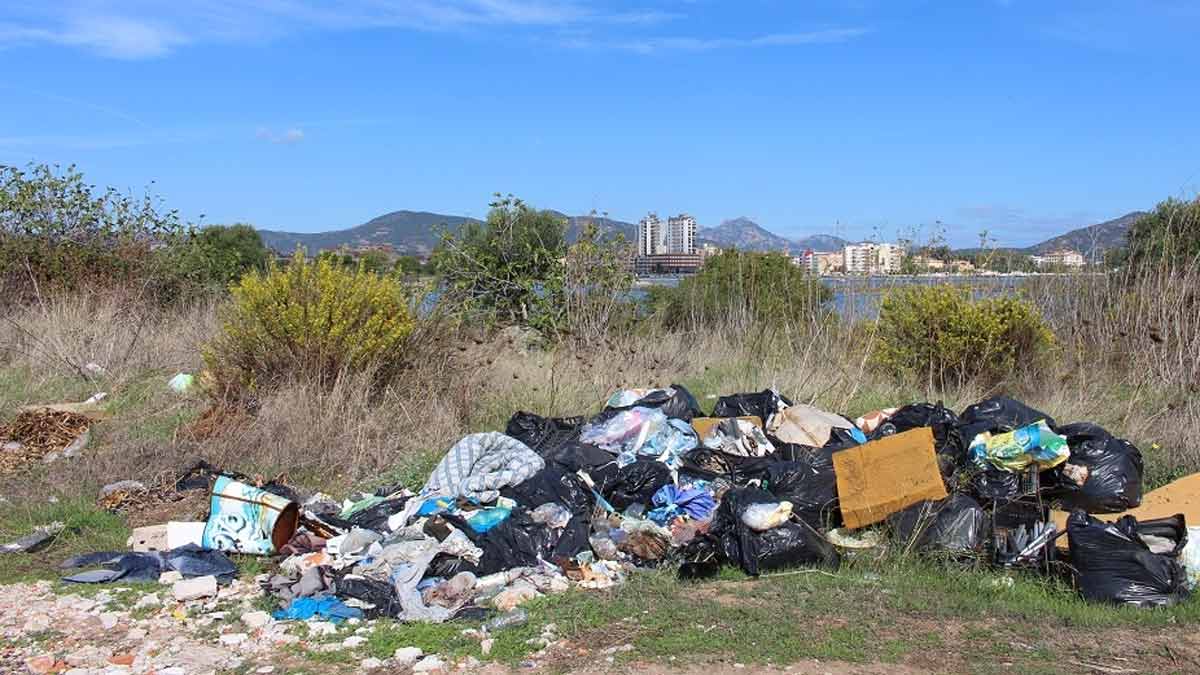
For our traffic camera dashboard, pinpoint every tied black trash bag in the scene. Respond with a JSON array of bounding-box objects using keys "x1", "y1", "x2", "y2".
[
  {"x1": 712, "y1": 389, "x2": 793, "y2": 423},
  {"x1": 1067, "y1": 511, "x2": 1189, "y2": 607},
  {"x1": 467, "y1": 508, "x2": 559, "y2": 576},
  {"x1": 970, "y1": 468, "x2": 1021, "y2": 502},
  {"x1": 763, "y1": 460, "x2": 838, "y2": 530},
  {"x1": 505, "y1": 411, "x2": 585, "y2": 454},
  {"x1": 890, "y1": 494, "x2": 989, "y2": 554},
  {"x1": 501, "y1": 467, "x2": 594, "y2": 516},
  {"x1": 1047, "y1": 423, "x2": 1144, "y2": 514},
  {"x1": 709, "y1": 487, "x2": 839, "y2": 576},
  {"x1": 595, "y1": 460, "x2": 672, "y2": 511},
  {"x1": 958, "y1": 396, "x2": 1057, "y2": 445}
]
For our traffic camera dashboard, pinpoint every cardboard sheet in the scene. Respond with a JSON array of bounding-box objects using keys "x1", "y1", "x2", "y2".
[
  {"x1": 833, "y1": 427, "x2": 947, "y2": 529},
  {"x1": 691, "y1": 416, "x2": 762, "y2": 438}
]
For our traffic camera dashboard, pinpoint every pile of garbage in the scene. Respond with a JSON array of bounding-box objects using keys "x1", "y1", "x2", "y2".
[{"x1": 42, "y1": 386, "x2": 1200, "y2": 625}]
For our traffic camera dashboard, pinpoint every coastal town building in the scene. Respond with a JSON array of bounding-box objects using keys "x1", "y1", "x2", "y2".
[
  {"x1": 843, "y1": 242, "x2": 905, "y2": 275},
  {"x1": 1032, "y1": 249, "x2": 1085, "y2": 268}
]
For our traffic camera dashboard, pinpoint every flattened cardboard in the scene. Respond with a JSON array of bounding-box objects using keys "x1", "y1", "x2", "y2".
[
  {"x1": 833, "y1": 427, "x2": 947, "y2": 529},
  {"x1": 691, "y1": 416, "x2": 762, "y2": 438}
]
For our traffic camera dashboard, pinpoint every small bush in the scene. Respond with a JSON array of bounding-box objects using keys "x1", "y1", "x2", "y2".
[
  {"x1": 650, "y1": 250, "x2": 832, "y2": 331},
  {"x1": 872, "y1": 285, "x2": 1055, "y2": 386},
  {"x1": 204, "y1": 251, "x2": 414, "y2": 394}
]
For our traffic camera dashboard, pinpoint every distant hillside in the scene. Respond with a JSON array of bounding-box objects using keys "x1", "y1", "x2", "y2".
[
  {"x1": 697, "y1": 217, "x2": 846, "y2": 254},
  {"x1": 259, "y1": 210, "x2": 479, "y2": 256},
  {"x1": 259, "y1": 210, "x2": 639, "y2": 255},
  {"x1": 1023, "y1": 211, "x2": 1144, "y2": 260},
  {"x1": 793, "y1": 234, "x2": 849, "y2": 253}
]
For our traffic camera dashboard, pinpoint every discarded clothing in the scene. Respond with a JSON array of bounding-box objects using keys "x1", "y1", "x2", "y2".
[
  {"x1": 969, "y1": 420, "x2": 1068, "y2": 473},
  {"x1": 61, "y1": 545, "x2": 236, "y2": 584},
  {"x1": 648, "y1": 483, "x2": 717, "y2": 525},
  {"x1": 273, "y1": 595, "x2": 363, "y2": 622},
  {"x1": 424, "y1": 432, "x2": 545, "y2": 504},
  {"x1": 579, "y1": 407, "x2": 698, "y2": 469}
]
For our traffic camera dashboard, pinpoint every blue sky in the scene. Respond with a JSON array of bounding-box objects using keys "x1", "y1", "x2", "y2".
[{"x1": 2, "y1": 1, "x2": 1198, "y2": 247}]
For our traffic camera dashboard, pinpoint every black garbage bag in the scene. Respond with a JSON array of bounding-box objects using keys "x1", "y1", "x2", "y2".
[
  {"x1": 970, "y1": 467, "x2": 1022, "y2": 502},
  {"x1": 471, "y1": 508, "x2": 560, "y2": 576},
  {"x1": 501, "y1": 467, "x2": 594, "y2": 516},
  {"x1": 1067, "y1": 511, "x2": 1189, "y2": 607},
  {"x1": 958, "y1": 396, "x2": 1057, "y2": 444},
  {"x1": 873, "y1": 402, "x2": 966, "y2": 472},
  {"x1": 604, "y1": 384, "x2": 704, "y2": 422},
  {"x1": 505, "y1": 411, "x2": 585, "y2": 454},
  {"x1": 335, "y1": 574, "x2": 404, "y2": 618},
  {"x1": 763, "y1": 460, "x2": 838, "y2": 530},
  {"x1": 680, "y1": 447, "x2": 775, "y2": 485},
  {"x1": 709, "y1": 487, "x2": 839, "y2": 576},
  {"x1": 595, "y1": 460, "x2": 672, "y2": 511},
  {"x1": 540, "y1": 441, "x2": 618, "y2": 476},
  {"x1": 712, "y1": 389, "x2": 793, "y2": 423},
  {"x1": 890, "y1": 494, "x2": 989, "y2": 554},
  {"x1": 1047, "y1": 423, "x2": 1144, "y2": 514},
  {"x1": 347, "y1": 497, "x2": 411, "y2": 531}
]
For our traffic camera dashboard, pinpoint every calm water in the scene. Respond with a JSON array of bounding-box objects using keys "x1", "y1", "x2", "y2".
[{"x1": 633, "y1": 274, "x2": 1033, "y2": 320}]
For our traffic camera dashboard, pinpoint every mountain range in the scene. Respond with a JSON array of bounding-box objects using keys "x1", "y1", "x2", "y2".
[{"x1": 258, "y1": 209, "x2": 1143, "y2": 258}]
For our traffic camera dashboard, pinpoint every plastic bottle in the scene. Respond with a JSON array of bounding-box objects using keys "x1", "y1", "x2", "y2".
[{"x1": 483, "y1": 607, "x2": 528, "y2": 632}]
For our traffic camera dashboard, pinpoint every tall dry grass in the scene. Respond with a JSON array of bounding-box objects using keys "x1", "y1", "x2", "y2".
[{"x1": 2, "y1": 258, "x2": 1199, "y2": 501}]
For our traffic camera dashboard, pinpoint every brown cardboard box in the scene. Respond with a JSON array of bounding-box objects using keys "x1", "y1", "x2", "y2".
[
  {"x1": 691, "y1": 416, "x2": 763, "y2": 438},
  {"x1": 833, "y1": 427, "x2": 947, "y2": 529}
]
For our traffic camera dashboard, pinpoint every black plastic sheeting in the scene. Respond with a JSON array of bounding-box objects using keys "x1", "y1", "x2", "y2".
[
  {"x1": 706, "y1": 487, "x2": 839, "y2": 576},
  {"x1": 712, "y1": 389, "x2": 793, "y2": 423},
  {"x1": 505, "y1": 412, "x2": 585, "y2": 455},
  {"x1": 347, "y1": 497, "x2": 411, "y2": 532},
  {"x1": 958, "y1": 396, "x2": 1057, "y2": 444},
  {"x1": 1047, "y1": 423, "x2": 1144, "y2": 514},
  {"x1": 605, "y1": 384, "x2": 704, "y2": 422},
  {"x1": 890, "y1": 494, "x2": 989, "y2": 554},
  {"x1": 1067, "y1": 511, "x2": 1189, "y2": 607}
]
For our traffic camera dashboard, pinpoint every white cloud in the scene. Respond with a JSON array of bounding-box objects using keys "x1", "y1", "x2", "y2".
[
  {"x1": 579, "y1": 27, "x2": 870, "y2": 53},
  {"x1": 0, "y1": 1, "x2": 863, "y2": 59},
  {"x1": 256, "y1": 127, "x2": 306, "y2": 144}
]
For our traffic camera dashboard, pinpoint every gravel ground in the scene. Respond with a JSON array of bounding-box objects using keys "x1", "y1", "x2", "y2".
[{"x1": 0, "y1": 579, "x2": 486, "y2": 675}]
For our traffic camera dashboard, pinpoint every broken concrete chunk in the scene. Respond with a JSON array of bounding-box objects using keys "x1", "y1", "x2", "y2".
[{"x1": 172, "y1": 575, "x2": 217, "y2": 601}]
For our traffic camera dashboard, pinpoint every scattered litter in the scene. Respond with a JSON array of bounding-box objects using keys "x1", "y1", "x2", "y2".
[
  {"x1": 0, "y1": 522, "x2": 64, "y2": 554},
  {"x1": 168, "y1": 372, "x2": 195, "y2": 393}
]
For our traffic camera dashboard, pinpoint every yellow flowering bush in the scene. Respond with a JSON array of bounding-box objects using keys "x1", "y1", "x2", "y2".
[
  {"x1": 204, "y1": 251, "x2": 414, "y2": 393},
  {"x1": 872, "y1": 285, "x2": 1055, "y2": 386}
]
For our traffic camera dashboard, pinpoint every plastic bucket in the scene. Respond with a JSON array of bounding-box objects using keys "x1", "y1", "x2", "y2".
[{"x1": 202, "y1": 475, "x2": 299, "y2": 554}]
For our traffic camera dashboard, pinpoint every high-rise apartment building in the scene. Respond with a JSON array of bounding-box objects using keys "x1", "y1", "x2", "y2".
[
  {"x1": 843, "y1": 242, "x2": 905, "y2": 275},
  {"x1": 666, "y1": 214, "x2": 697, "y2": 255},
  {"x1": 638, "y1": 213, "x2": 665, "y2": 256}
]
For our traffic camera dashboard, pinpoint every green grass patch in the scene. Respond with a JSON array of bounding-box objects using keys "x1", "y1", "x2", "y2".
[{"x1": 0, "y1": 497, "x2": 130, "y2": 584}]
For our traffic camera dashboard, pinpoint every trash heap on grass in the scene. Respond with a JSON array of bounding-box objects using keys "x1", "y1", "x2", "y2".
[{"x1": 38, "y1": 386, "x2": 1200, "y2": 625}]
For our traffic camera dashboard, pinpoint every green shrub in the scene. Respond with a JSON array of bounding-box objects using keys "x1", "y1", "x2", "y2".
[
  {"x1": 204, "y1": 251, "x2": 415, "y2": 394},
  {"x1": 1125, "y1": 196, "x2": 1200, "y2": 272},
  {"x1": 175, "y1": 223, "x2": 270, "y2": 289},
  {"x1": 872, "y1": 285, "x2": 1055, "y2": 386},
  {"x1": 0, "y1": 163, "x2": 190, "y2": 304},
  {"x1": 650, "y1": 250, "x2": 832, "y2": 330}
]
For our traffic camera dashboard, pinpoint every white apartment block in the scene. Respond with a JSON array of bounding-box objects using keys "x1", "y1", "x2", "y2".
[
  {"x1": 843, "y1": 242, "x2": 905, "y2": 275},
  {"x1": 667, "y1": 214, "x2": 697, "y2": 255},
  {"x1": 638, "y1": 213, "x2": 665, "y2": 256},
  {"x1": 639, "y1": 212, "x2": 697, "y2": 256}
]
